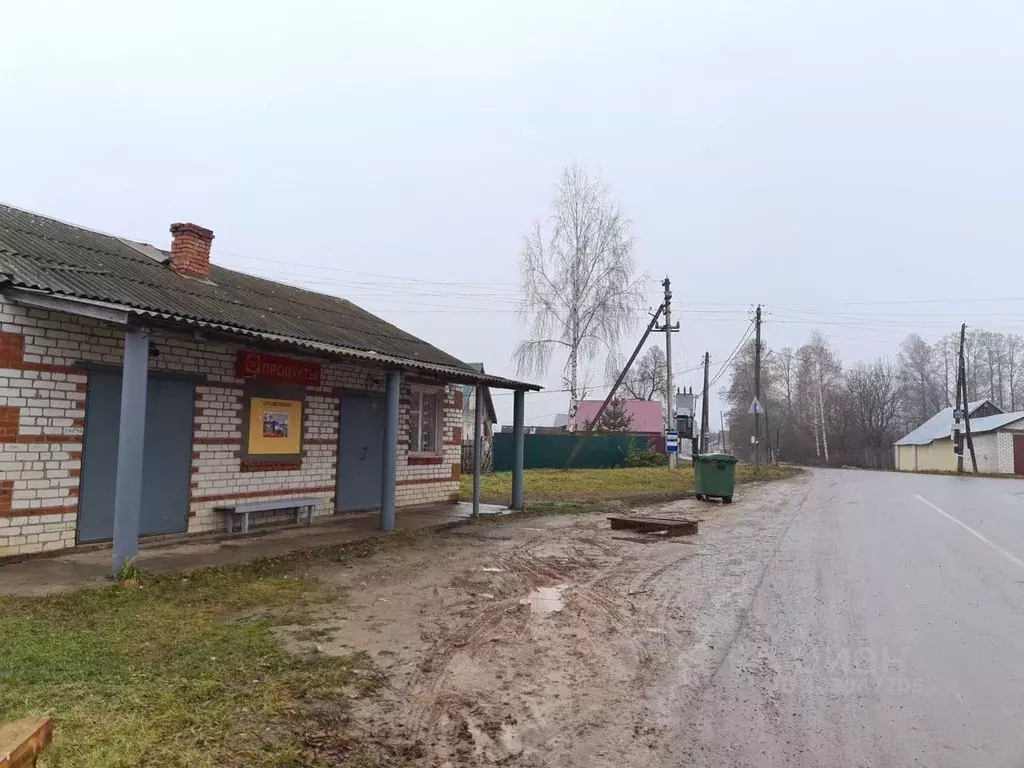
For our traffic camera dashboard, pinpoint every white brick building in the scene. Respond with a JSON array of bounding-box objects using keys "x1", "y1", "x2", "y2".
[
  {"x1": 0, "y1": 205, "x2": 535, "y2": 560},
  {"x1": 894, "y1": 399, "x2": 1024, "y2": 474}
]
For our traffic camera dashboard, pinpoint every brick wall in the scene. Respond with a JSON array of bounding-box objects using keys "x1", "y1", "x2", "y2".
[
  {"x1": 0, "y1": 294, "x2": 462, "y2": 557},
  {"x1": 971, "y1": 432, "x2": 1000, "y2": 473}
]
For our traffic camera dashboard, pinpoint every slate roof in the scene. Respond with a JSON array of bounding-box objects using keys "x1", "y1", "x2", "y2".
[
  {"x1": 0, "y1": 204, "x2": 537, "y2": 390},
  {"x1": 895, "y1": 400, "x2": 1024, "y2": 445}
]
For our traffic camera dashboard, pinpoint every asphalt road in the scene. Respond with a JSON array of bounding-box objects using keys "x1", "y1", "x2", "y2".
[{"x1": 680, "y1": 468, "x2": 1024, "y2": 768}]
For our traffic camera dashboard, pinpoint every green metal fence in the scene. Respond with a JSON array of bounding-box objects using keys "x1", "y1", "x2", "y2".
[{"x1": 492, "y1": 433, "x2": 656, "y2": 471}]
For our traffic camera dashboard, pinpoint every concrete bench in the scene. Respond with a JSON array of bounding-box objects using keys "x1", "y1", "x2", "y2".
[{"x1": 215, "y1": 497, "x2": 325, "y2": 534}]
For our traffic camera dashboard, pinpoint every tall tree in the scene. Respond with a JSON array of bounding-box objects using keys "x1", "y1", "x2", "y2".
[
  {"x1": 514, "y1": 162, "x2": 645, "y2": 428},
  {"x1": 846, "y1": 359, "x2": 905, "y2": 467},
  {"x1": 603, "y1": 346, "x2": 667, "y2": 401},
  {"x1": 797, "y1": 333, "x2": 842, "y2": 463},
  {"x1": 898, "y1": 334, "x2": 942, "y2": 427}
]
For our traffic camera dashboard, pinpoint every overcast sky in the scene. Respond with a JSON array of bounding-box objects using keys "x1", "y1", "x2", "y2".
[{"x1": 2, "y1": 0, "x2": 1022, "y2": 426}]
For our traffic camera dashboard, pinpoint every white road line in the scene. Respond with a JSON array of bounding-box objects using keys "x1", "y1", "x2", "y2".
[{"x1": 915, "y1": 494, "x2": 1024, "y2": 570}]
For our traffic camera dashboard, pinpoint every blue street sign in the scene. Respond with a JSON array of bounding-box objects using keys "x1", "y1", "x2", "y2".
[{"x1": 666, "y1": 431, "x2": 679, "y2": 453}]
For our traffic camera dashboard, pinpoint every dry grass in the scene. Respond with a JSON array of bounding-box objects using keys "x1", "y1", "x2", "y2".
[
  {"x1": 0, "y1": 557, "x2": 390, "y2": 767},
  {"x1": 460, "y1": 465, "x2": 802, "y2": 504}
]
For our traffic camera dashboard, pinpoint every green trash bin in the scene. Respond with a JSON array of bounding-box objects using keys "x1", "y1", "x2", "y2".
[{"x1": 694, "y1": 452, "x2": 738, "y2": 503}]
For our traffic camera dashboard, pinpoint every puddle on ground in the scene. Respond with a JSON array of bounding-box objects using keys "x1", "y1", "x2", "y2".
[{"x1": 520, "y1": 585, "x2": 569, "y2": 615}]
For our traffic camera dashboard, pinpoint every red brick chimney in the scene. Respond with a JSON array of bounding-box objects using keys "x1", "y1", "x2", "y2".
[{"x1": 169, "y1": 222, "x2": 214, "y2": 279}]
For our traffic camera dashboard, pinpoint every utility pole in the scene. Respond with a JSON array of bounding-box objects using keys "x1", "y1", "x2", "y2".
[
  {"x1": 753, "y1": 304, "x2": 762, "y2": 465},
  {"x1": 564, "y1": 304, "x2": 665, "y2": 469},
  {"x1": 658, "y1": 277, "x2": 680, "y2": 468},
  {"x1": 959, "y1": 323, "x2": 978, "y2": 473},
  {"x1": 955, "y1": 323, "x2": 966, "y2": 474},
  {"x1": 700, "y1": 352, "x2": 710, "y2": 453},
  {"x1": 720, "y1": 411, "x2": 726, "y2": 454}
]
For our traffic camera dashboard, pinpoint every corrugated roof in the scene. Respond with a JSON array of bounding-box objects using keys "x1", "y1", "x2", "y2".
[
  {"x1": 895, "y1": 400, "x2": 1024, "y2": 445},
  {"x1": 0, "y1": 204, "x2": 538, "y2": 391}
]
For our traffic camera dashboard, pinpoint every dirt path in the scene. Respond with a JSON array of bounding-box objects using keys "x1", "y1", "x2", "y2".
[{"x1": 287, "y1": 475, "x2": 811, "y2": 767}]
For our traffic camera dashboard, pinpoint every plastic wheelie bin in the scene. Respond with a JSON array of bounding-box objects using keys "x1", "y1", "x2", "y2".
[{"x1": 694, "y1": 452, "x2": 738, "y2": 503}]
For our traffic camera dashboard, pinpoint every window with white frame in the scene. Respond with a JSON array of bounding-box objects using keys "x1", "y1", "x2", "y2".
[{"x1": 409, "y1": 387, "x2": 442, "y2": 453}]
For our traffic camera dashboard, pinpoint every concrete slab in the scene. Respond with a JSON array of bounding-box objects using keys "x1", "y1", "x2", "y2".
[{"x1": 0, "y1": 502, "x2": 508, "y2": 597}]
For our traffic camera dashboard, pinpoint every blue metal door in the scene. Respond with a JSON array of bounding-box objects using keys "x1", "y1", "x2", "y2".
[
  {"x1": 336, "y1": 395, "x2": 385, "y2": 511},
  {"x1": 78, "y1": 371, "x2": 194, "y2": 543}
]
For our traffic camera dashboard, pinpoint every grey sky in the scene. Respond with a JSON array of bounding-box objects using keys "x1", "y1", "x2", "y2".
[{"x1": 2, "y1": 1, "x2": 1022, "y2": 425}]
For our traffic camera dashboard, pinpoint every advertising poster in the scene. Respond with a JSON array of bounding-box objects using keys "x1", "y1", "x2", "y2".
[{"x1": 247, "y1": 397, "x2": 303, "y2": 455}]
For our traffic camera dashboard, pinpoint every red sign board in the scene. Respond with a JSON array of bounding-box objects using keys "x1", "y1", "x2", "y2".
[{"x1": 236, "y1": 350, "x2": 321, "y2": 387}]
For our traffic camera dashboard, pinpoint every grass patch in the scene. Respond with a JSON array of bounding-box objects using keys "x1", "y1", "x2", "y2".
[
  {"x1": 460, "y1": 465, "x2": 803, "y2": 504},
  {"x1": 0, "y1": 563, "x2": 378, "y2": 767}
]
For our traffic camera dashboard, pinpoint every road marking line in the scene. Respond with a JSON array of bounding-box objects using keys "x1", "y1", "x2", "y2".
[{"x1": 915, "y1": 494, "x2": 1024, "y2": 570}]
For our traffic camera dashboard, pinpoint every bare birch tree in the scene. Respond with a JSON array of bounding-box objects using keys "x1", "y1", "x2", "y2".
[{"x1": 514, "y1": 163, "x2": 645, "y2": 428}]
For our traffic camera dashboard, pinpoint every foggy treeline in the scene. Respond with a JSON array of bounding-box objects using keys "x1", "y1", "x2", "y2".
[{"x1": 722, "y1": 329, "x2": 1024, "y2": 468}]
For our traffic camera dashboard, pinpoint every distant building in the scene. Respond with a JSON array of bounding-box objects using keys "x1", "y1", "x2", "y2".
[{"x1": 894, "y1": 399, "x2": 1024, "y2": 473}]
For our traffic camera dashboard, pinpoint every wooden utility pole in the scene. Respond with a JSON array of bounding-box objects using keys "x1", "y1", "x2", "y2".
[
  {"x1": 564, "y1": 305, "x2": 665, "y2": 469},
  {"x1": 700, "y1": 352, "x2": 710, "y2": 453},
  {"x1": 955, "y1": 323, "x2": 966, "y2": 474},
  {"x1": 720, "y1": 411, "x2": 727, "y2": 454},
  {"x1": 753, "y1": 304, "x2": 762, "y2": 465},
  {"x1": 960, "y1": 323, "x2": 978, "y2": 473},
  {"x1": 658, "y1": 277, "x2": 679, "y2": 468}
]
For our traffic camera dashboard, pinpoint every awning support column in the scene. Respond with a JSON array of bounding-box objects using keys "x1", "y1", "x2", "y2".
[
  {"x1": 111, "y1": 328, "x2": 151, "y2": 576},
  {"x1": 472, "y1": 384, "x2": 484, "y2": 516},
  {"x1": 380, "y1": 370, "x2": 400, "y2": 531},
  {"x1": 511, "y1": 389, "x2": 525, "y2": 510}
]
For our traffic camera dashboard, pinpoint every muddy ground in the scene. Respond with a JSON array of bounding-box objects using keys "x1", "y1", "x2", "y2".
[{"x1": 283, "y1": 475, "x2": 811, "y2": 767}]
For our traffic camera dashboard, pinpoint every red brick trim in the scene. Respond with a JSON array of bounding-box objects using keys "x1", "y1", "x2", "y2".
[
  {"x1": 2, "y1": 435, "x2": 83, "y2": 445},
  {"x1": 0, "y1": 481, "x2": 12, "y2": 515},
  {"x1": 193, "y1": 437, "x2": 241, "y2": 445},
  {"x1": 454, "y1": 392, "x2": 464, "y2": 409},
  {"x1": 451, "y1": 464, "x2": 461, "y2": 479},
  {"x1": 304, "y1": 437, "x2": 337, "y2": 445},
  {"x1": 191, "y1": 486, "x2": 335, "y2": 503},
  {"x1": 408, "y1": 455, "x2": 443, "y2": 465},
  {"x1": 397, "y1": 477, "x2": 457, "y2": 486},
  {"x1": 453, "y1": 426, "x2": 463, "y2": 443},
  {"x1": 0, "y1": 331, "x2": 25, "y2": 367},
  {"x1": 0, "y1": 499, "x2": 77, "y2": 518},
  {"x1": 0, "y1": 407, "x2": 18, "y2": 440},
  {"x1": 240, "y1": 460, "x2": 303, "y2": 472}
]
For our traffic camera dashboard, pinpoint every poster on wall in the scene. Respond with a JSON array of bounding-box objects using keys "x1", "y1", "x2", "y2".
[{"x1": 247, "y1": 397, "x2": 303, "y2": 455}]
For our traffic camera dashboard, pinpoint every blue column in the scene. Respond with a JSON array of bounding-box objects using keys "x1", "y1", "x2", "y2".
[
  {"x1": 380, "y1": 370, "x2": 400, "y2": 531},
  {"x1": 473, "y1": 384, "x2": 484, "y2": 516},
  {"x1": 111, "y1": 329, "x2": 150, "y2": 575},
  {"x1": 511, "y1": 389, "x2": 525, "y2": 510}
]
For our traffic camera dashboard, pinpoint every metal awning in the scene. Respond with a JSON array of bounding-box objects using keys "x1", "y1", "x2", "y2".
[{"x1": 3, "y1": 286, "x2": 541, "y2": 391}]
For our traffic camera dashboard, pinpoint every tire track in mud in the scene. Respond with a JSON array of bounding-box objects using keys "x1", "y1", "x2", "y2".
[{"x1": 332, "y1": 479, "x2": 811, "y2": 766}]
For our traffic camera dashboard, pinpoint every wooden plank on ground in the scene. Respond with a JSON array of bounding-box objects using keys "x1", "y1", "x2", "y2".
[
  {"x1": 607, "y1": 516, "x2": 698, "y2": 536},
  {"x1": 0, "y1": 717, "x2": 53, "y2": 768}
]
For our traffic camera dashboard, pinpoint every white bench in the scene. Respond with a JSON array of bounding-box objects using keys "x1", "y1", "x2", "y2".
[{"x1": 215, "y1": 497, "x2": 325, "y2": 534}]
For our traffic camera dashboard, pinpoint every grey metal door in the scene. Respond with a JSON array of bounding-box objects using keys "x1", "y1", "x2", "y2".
[
  {"x1": 78, "y1": 371, "x2": 194, "y2": 543},
  {"x1": 336, "y1": 395, "x2": 385, "y2": 511}
]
